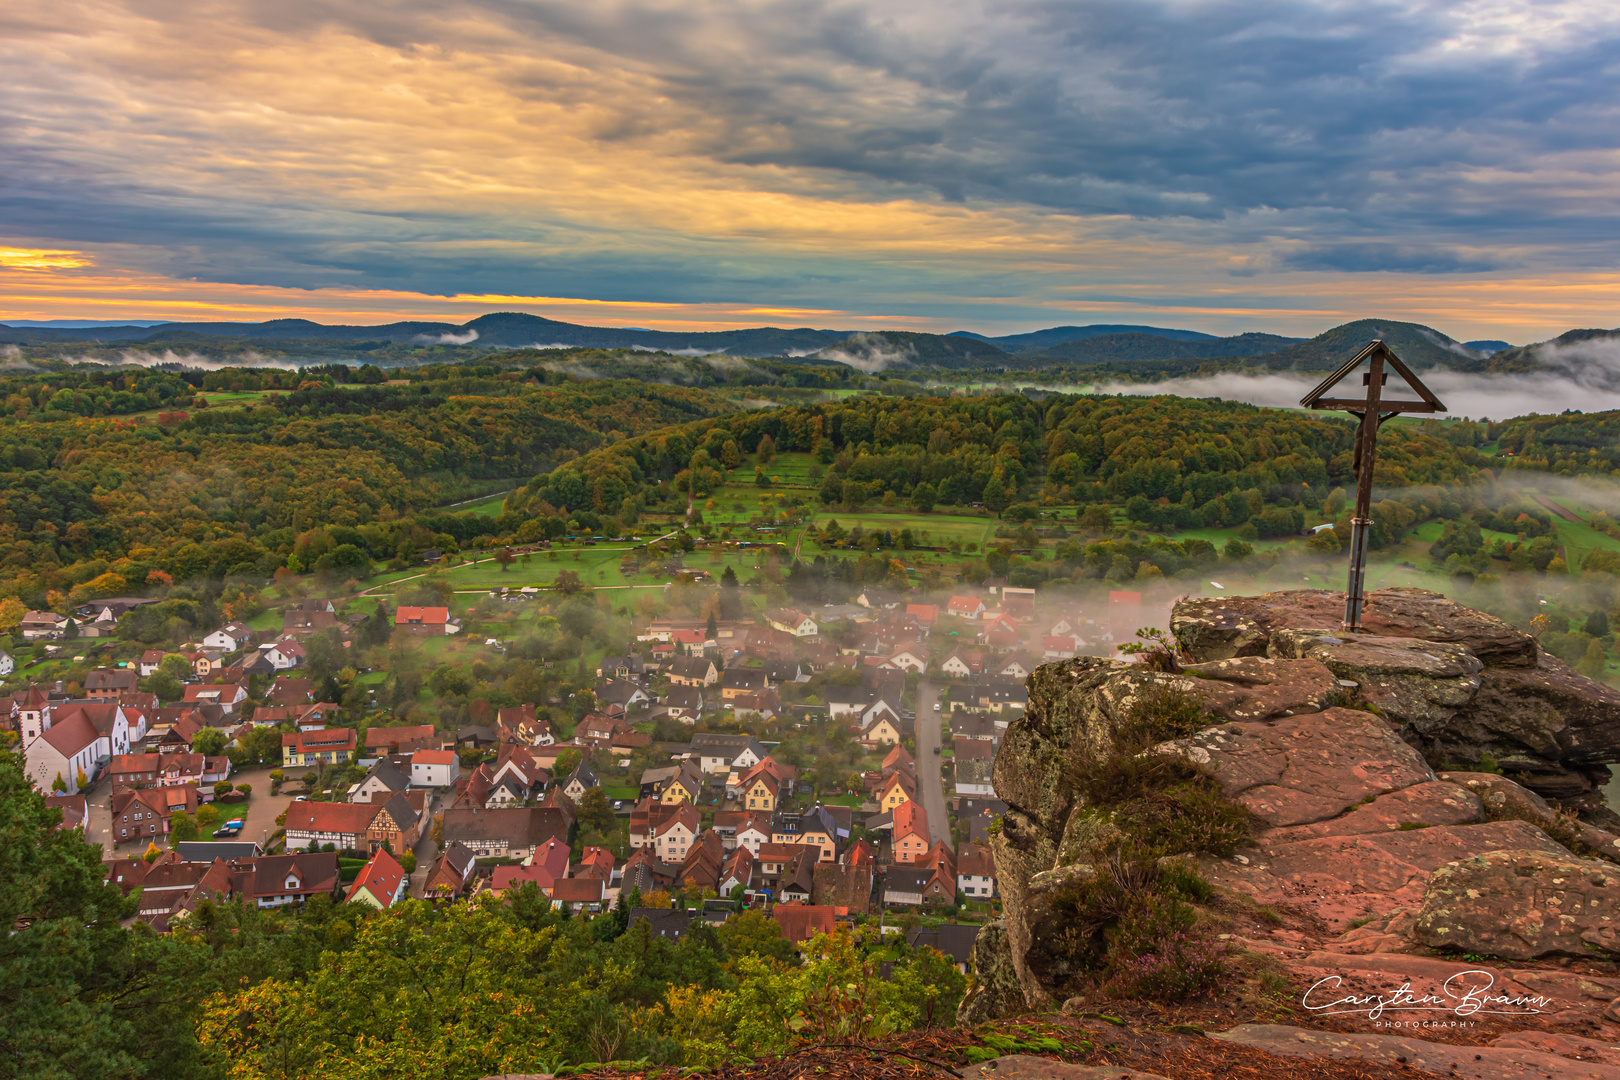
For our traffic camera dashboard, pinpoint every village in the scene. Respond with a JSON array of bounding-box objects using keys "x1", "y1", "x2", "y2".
[{"x1": 12, "y1": 577, "x2": 1145, "y2": 956}]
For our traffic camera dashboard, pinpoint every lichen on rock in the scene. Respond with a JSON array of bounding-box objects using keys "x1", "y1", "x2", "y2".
[
  {"x1": 975, "y1": 587, "x2": 1620, "y2": 1019},
  {"x1": 1412, "y1": 848, "x2": 1620, "y2": 959}
]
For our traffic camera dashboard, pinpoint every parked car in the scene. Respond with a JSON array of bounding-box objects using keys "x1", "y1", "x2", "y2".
[
  {"x1": 933, "y1": 744, "x2": 941, "y2": 754},
  {"x1": 933, "y1": 702, "x2": 941, "y2": 711},
  {"x1": 212, "y1": 819, "x2": 244, "y2": 838}
]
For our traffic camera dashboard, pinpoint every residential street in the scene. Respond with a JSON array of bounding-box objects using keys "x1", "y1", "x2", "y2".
[
  {"x1": 87, "y1": 764, "x2": 294, "y2": 856},
  {"x1": 408, "y1": 794, "x2": 440, "y2": 897},
  {"x1": 913, "y1": 678, "x2": 952, "y2": 850}
]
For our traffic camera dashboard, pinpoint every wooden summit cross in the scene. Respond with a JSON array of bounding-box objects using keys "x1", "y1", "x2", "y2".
[{"x1": 1300, "y1": 340, "x2": 1446, "y2": 631}]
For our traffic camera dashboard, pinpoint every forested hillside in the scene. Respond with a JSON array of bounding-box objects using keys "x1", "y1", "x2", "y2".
[
  {"x1": 1015, "y1": 331, "x2": 1301, "y2": 364},
  {"x1": 0, "y1": 365, "x2": 728, "y2": 604},
  {"x1": 515, "y1": 390, "x2": 1484, "y2": 542}
]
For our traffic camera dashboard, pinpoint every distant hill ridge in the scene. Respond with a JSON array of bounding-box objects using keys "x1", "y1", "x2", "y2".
[
  {"x1": 0, "y1": 311, "x2": 1561, "y2": 374},
  {"x1": 951, "y1": 324, "x2": 1220, "y2": 348}
]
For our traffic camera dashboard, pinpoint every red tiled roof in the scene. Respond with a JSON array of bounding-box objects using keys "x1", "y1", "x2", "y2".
[
  {"x1": 367, "y1": 724, "x2": 435, "y2": 749},
  {"x1": 892, "y1": 799, "x2": 928, "y2": 841},
  {"x1": 347, "y1": 849, "x2": 405, "y2": 907},
  {"x1": 395, "y1": 606, "x2": 450, "y2": 625},
  {"x1": 551, "y1": 877, "x2": 605, "y2": 903},
  {"x1": 39, "y1": 711, "x2": 99, "y2": 757},
  {"x1": 771, "y1": 903, "x2": 839, "y2": 942},
  {"x1": 757, "y1": 842, "x2": 799, "y2": 863},
  {"x1": 283, "y1": 728, "x2": 358, "y2": 753},
  {"x1": 283, "y1": 801, "x2": 376, "y2": 835}
]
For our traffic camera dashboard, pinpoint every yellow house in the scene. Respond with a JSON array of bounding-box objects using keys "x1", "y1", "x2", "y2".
[
  {"x1": 744, "y1": 773, "x2": 779, "y2": 812},
  {"x1": 659, "y1": 774, "x2": 699, "y2": 805},
  {"x1": 879, "y1": 774, "x2": 913, "y2": 811},
  {"x1": 863, "y1": 714, "x2": 903, "y2": 747},
  {"x1": 281, "y1": 727, "x2": 357, "y2": 768}
]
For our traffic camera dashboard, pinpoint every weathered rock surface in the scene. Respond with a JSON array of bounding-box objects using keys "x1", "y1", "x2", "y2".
[
  {"x1": 1261, "y1": 781, "x2": 1484, "y2": 842},
  {"x1": 988, "y1": 654, "x2": 1342, "y2": 1008},
  {"x1": 1171, "y1": 588, "x2": 1620, "y2": 804},
  {"x1": 1492, "y1": 1032, "x2": 1620, "y2": 1067},
  {"x1": 1154, "y1": 706, "x2": 1439, "y2": 827},
  {"x1": 1441, "y1": 772, "x2": 1620, "y2": 861},
  {"x1": 956, "y1": 919, "x2": 1025, "y2": 1025},
  {"x1": 1412, "y1": 849, "x2": 1620, "y2": 960},
  {"x1": 974, "y1": 587, "x2": 1620, "y2": 1051},
  {"x1": 1205, "y1": 820, "x2": 1569, "y2": 926},
  {"x1": 1213, "y1": 1024, "x2": 1620, "y2": 1079},
  {"x1": 1268, "y1": 629, "x2": 1483, "y2": 733},
  {"x1": 965, "y1": 592, "x2": 1620, "y2": 1075},
  {"x1": 1284, "y1": 950, "x2": 1620, "y2": 1014},
  {"x1": 1174, "y1": 587, "x2": 1540, "y2": 667},
  {"x1": 968, "y1": 1057, "x2": 1170, "y2": 1080}
]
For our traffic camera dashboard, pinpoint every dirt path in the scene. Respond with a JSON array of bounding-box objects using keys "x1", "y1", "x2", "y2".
[{"x1": 1532, "y1": 494, "x2": 1582, "y2": 522}]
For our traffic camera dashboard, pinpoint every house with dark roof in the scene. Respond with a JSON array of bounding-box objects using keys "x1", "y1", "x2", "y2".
[
  {"x1": 883, "y1": 864, "x2": 954, "y2": 907},
  {"x1": 761, "y1": 659, "x2": 807, "y2": 684},
  {"x1": 777, "y1": 849, "x2": 816, "y2": 904},
  {"x1": 907, "y1": 924, "x2": 982, "y2": 972},
  {"x1": 597, "y1": 655, "x2": 646, "y2": 680},
  {"x1": 85, "y1": 668, "x2": 139, "y2": 700},
  {"x1": 424, "y1": 841, "x2": 478, "y2": 901},
  {"x1": 688, "y1": 732, "x2": 768, "y2": 773},
  {"x1": 662, "y1": 686, "x2": 705, "y2": 722},
  {"x1": 771, "y1": 804, "x2": 845, "y2": 862},
  {"x1": 666, "y1": 656, "x2": 718, "y2": 686},
  {"x1": 720, "y1": 667, "x2": 767, "y2": 700},
  {"x1": 561, "y1": 762, "x2": 600, "y2": 802},
  {"x1": 954, "y1": 757, "x2": 995, "y2": 797},
  {"x1": 856, "y1": 587, "x2": 901, "y2": 610},
  {"x1": 994, "y1": 653, "x2": 1037, "y2": 680},
  {"x1": 351, "y1": 758, "x2": 411, "y2": 804},
  {"x1": 631, "y1": 907, "x2": 695, "y2": 941},
  {"x1": 242, "y1": 852, "x2": 343, "y2": 908},
  {"x1": 597, "y1": 679, "x2": 652, "y2": 709},
  {"x1": 956, "y1": 842, "x2": 997, "y2": 899},
  {"x1": 441, "y1": 806, "x2": 570, "y2": 860}
]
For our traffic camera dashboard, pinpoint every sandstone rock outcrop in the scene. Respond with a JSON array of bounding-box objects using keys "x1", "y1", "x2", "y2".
[
  {"x1": 968, "y1": 1058, "x2": 1171, "y2": 1080},
  {"x1": 1172, "y1": 587, "x2": 1620, "y2": 804},
  {"x1": 1173, "y1": 586, "x2": 1539, "y2": 667},
  {"x1": 1213, "y1": 1024, "x2": 1620, "y2": 1079},
  {"x1": 974, "y1": 589, "x2": 1620, "y2": 1023},
  {"x1": 1412, "y1": 848, "x2": 1620, "y2": 960}
]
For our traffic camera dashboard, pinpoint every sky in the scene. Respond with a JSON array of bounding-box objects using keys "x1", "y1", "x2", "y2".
[{"x1": 2, "y1": 0, "x2": 1620, "y2": 341}]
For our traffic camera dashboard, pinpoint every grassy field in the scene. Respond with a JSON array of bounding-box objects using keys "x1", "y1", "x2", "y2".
[{"x1": 444, "y1": 491, "x2": 512, "y2": 517}]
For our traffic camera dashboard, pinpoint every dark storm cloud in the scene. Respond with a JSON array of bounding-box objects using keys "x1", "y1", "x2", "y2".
[{"x1": 2, "y1": 0, "x2": 1619, "y2": 315}]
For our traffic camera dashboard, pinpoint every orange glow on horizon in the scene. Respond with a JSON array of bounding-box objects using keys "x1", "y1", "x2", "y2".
[{"x1": 3, "y1": 257, "x2": 1619, "y2": 341}]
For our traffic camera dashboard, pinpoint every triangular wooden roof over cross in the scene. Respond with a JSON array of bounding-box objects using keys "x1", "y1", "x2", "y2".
[{"x1": 1298, "y1": 339, "x2": 1446, "y2": 414}]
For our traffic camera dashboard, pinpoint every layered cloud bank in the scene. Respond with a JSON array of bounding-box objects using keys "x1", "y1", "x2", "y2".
[
  {"x1": 1087, "y1": 369, "x2": 1620, "y2": 420},
  {"x1": 2, "y1": 1, "x2": 1620, "y2": 337}
]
